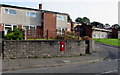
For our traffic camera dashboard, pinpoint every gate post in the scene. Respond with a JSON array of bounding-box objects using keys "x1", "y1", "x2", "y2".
[
  {"x1": 0, "y1": 32, "x2": 4, "y2": 59},
  {"x1": 0, "y1": 23, "x2": 4, "y2": 59}
]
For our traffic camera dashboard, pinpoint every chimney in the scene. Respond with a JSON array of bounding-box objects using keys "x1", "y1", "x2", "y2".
[{"x1": 39, "y1": 4, "x2": 42, "y2": 9}]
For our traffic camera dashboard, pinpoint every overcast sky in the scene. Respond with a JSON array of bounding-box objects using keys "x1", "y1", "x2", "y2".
[{"x1": 0, "y1": 0, "x2": 119, "y2": 25}]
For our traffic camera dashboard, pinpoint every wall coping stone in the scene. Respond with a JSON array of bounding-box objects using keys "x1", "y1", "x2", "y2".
[{"x1": 3, "y1": 40, "x2": 88, "y2": 42}]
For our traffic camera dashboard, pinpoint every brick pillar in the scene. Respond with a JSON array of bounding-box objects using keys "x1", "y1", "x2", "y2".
[
  {"x1": 0, "y1": 24, "x2": 4, "y2": 58},
  {"x1": 0, "y1": 23, "x2": 4, "y2": 31},
  {"x1": 18, "y1": 25, "x2": 22, "y2": 29},
  {"x1": 0, "y1": 24, "x2": 4, "y2": 39}
]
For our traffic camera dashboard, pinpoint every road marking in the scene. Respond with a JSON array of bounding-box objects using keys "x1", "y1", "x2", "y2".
[
  {"x1": 114, "y1": 59, "x2": 120, "y2": 61},
  {"x1": 95, "y1": 70, "x2": 118, "y2": 75},
  {"x1": 103, "y1": 70, "x2": 118, "y2": 74},
  {"x1": 108, "y1": 59, "x2": 111, "y2": 62},
  {"x1": 62, "y1": 60, "x2": 71, "y2": 63}
]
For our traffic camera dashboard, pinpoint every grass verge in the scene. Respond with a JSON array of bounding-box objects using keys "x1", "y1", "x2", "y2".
[{"x1": 94, "y1": 39, "x2": 120, "y2": 47}]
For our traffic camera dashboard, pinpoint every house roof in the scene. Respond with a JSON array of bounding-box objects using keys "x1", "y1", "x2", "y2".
[
  {"x1": 0, "y1": 4, "x2": 69, "y2": 15},
  {"x1": 0, "y1": 4, "x2": 40, "y2": 11},
  {"x1": 41, "y1": 10, "x2": 69, "y2": 15},
  {"x1": 93, "y1": 27, "x2": 112, "y2": 32}
]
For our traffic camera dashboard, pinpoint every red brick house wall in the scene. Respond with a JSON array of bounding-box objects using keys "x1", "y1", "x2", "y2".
[
  {"x1": 111, "y1": 28, "x2": 118, "y2": 38},
  {"x1": 74, "y1": 24, "x2": 93, "y2": 38},
  {"x1": 43, "y1": 12, "x2": 56, "y2": 39},
  {"x1": 83, "y1": 25, "x2": 93, "y2": 38}
]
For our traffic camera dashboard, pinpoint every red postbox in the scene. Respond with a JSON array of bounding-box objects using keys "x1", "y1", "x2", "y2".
[{"x1": 60, "y1": 41, "x2": 65, "y2": 51}]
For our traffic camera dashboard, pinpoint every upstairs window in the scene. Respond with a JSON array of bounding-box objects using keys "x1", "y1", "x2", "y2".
[
  {"x1": 5, "y1": 9, "x2": 9, "y2": 14},
  {"x1": 26, "y1": 12, "x2": 36, "y2": 17},
  {"x1": 57, "y1": 16, "x2": 65, "y2": 20},
  {"x1": 4, "y1": 9, "x2": 17, "y2": 15}
]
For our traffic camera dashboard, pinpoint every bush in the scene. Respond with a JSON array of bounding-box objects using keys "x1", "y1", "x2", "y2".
[
  {"x1": 56, "y1": 35, "x2": 65, "y2": 39},
  {"x1": 66, "y1": 32, "x2": 74, "y2": 36},
  {"x1": 65, "y1": 32, "x2": 82, "y2": 40},
  {"x1": 64, "y1": 35, "x2": 73, "y2": 40},
  {"x1": 4, "y1": 27, "x2": 25, "y2": 40},
  {"x1": 82, "y1": 36, "x2": 92, "y2": 40},
  {"x1": 56, "y1": 32, "x2": 81, "y2": 40}
]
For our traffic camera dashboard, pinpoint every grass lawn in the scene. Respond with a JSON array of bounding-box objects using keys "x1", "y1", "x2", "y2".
[{"x1": 94, "y1": 39, "x2": 120, "y2": 47}]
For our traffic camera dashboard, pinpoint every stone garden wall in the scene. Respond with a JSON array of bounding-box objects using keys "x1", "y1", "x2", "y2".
[{"x1": 1, "y1": 40, "x2": 94, "y2": 59}]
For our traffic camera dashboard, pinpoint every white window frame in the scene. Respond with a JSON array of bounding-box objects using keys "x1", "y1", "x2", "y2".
[
  {"x1": 4, "y1": 24, "x2": 12, "y2": 35},
  {"x1": 4, "y1": 9, "x2": 17, "y2": 15},
  {"x1": 57, "y1": 16, "x2": 65, "y2": 20},
  {"x1": 12, "y1": 24, "x2": 18, "y2": 31},
  {"x1": 26, "y1": 11, "x2": 36, "y2": 17},
  {"x1": 23, "y1": 25, "x2": 36, "y2": 30}
]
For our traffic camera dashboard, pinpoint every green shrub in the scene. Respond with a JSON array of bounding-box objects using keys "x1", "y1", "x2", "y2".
[
  {"x1": 82, "y1": 36, "x2": 92, "y2": 40},
  {"x1": 64, "y1": 35, "x2": 73, "y2": 40},
  {"x1": 66, "y1": 32, "x2": 74, "y2": 36},
  {"x1": 56, "y1": 35, "x2": 65, "y2": 39},
  {"x1": 4, "y1": 27, "x2": 25, "y2": 40},
  {"x1": 65, "y1": 32, "x2": 81, "y2": 40},
  {"x1": 56, "y1": 32, "x2": 82, "y2": 40}
]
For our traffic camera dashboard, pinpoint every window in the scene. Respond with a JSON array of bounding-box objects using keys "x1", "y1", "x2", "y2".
[
  {"x1": 26, "y1": 12, "x2": 36, "y2": 17},
  {"x1": 5, "y1": 9, "x2": 9, "y2": 14},
  {"x1": 23, "y1": 25, "x2": 36, "y2": 30},
  {"x1": 57, "y1": 16, "x2": 65, "y2": 20},
  {"x1": 30, "y1": 26, "x2": 36, "y2": 29},
  {"x1": 13, "y1": 25, "x2": 17, "y2": 28},
  {"x1": 57, "y1": 28, "x2": 65, "y2": 35},
  {"x1": 102, "y1": 35, "x2": 104, "y2": 37},
  {"x1": 4, "y1": 24, "x2": 12, "y2": 35},
  {"x1": 9, "y1": 9, "x2": 17, "y2": 15},
  {"x1": 4, "y1": 9, "x2": 17, "y2": 15},
  {"x1": 94, "y1": 34, "x2": 96, "y2": 37},
  {"x1": 12, "y1": 25, "x2": 18, "y2": 30},
  {"x1": 23, "y1": 26, "x2": 29, "y2": 30}
]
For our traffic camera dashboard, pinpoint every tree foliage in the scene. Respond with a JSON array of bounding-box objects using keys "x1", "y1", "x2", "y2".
[
  {"x1": 111, "y1": 24, "x2": 120, "y2": 30},
  {"x1": 104, "y1": 23, "x2": 110, "y2": 28},
  {"x1": 75, "y1": 17, "x2": 90, "y2": 25},
  {"x1": 91, "y1": 21, "x2": 104, "y2": 28},
  {"x1": 68, "y1": 15, "x2": 72, "y2": 22},
  {"x1": 75, "y1": 17, "x2": 119, "y2": 30}
]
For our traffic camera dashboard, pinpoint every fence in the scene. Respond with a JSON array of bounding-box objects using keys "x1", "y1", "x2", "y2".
[{"x1": 26, "y1": 28, "x2": 43, "y2": 39}]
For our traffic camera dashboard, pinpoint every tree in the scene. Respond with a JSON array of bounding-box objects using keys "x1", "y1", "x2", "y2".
[
  {"x1": 68, "y1": 15, "x2": 74, "y2": 31},
  {"x1": 75, "y1": 17, "x2": 90, "y2": 25},
  {"x1": 104, "y1": 23, "x2": 110, "y2": 28},
  {"x1": 68, "y1": 15, "x2": 72, "y2": 22},
  {"x1": 75, "y1": 17, "x2": 83, "y2": 23},
  {"x1": 91, "y1": 21, "x2": 104, "y2": 28},
  {"x1": 111, "y1": 24, "x2": 120, "y2": 29},
  {"x1": 82, "y1": 17, "x2": 90, "y2": 25}
]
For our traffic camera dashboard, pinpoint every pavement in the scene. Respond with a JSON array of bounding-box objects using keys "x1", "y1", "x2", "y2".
[{"x1": 1, "y1": 43, "x2": 108, "y2": 72}]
